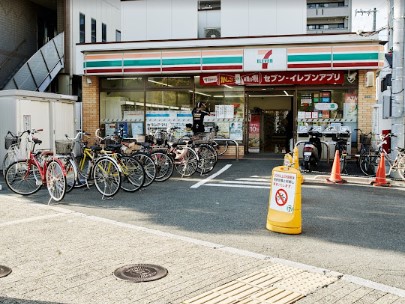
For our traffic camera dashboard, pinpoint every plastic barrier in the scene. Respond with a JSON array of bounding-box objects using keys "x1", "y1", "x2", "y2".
[{"x1": 266, "y1": 166, "x2": 302, "y2": 235}]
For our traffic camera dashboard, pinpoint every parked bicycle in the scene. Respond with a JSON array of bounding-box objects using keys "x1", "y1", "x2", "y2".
[
  {"x1": 355, "y1": 128, "x2": 374, "y2": 176},
  {"x1": 331, "y1": 129, "x2": 350, "y2": 173},
  {"x1": 63, "y1": 130, "x2": 123, "y2": 198},
  {"x1": 359, "y1": 132, "x2": 405, "y2": 180},
  {"x1": 4, "y1": 129, "x2": 67, "y2": 202}
]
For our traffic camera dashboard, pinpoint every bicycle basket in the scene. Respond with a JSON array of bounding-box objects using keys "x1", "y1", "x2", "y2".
[
  {"x1": 55, "y1": 140, "x2": 73, "y2": 154},
  {"x1": 360, "y1": 134, "x2": 372, "y2": 145},
  {"x1": 4, "y1": 135, "x2": 19, "y2": 150}
]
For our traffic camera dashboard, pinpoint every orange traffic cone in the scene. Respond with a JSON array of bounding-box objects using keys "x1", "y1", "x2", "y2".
[
  {"x1": 372, "y1": 153, "x2": 390, "y2": 187},
  {"x1": 326, "y1": 150, "x2": 346, "y2": 184}
]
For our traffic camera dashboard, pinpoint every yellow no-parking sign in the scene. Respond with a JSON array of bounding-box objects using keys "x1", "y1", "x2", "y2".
[
  {"x1": 267, "y1": 166, "x2": 302, "y2": 234},
  {"x1": 269, "y1": 170, "x2": 297, "y2": 213}
]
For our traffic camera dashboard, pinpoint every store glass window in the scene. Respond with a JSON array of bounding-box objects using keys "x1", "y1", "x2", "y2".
[{"x1": 194, "y1": 76, "x2": 244, "y2": 140}]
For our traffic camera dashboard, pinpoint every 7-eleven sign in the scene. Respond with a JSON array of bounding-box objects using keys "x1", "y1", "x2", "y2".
[{"x1": 244, "y1": 48, "x2": 287, "y2": 71}]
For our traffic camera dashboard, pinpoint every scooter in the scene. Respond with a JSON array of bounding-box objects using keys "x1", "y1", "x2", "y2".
[{"x1": 302, "y1": 128, "x2": 323, "y2": 172}]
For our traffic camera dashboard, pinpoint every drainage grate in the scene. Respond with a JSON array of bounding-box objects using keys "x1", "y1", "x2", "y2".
[
  {"x1": 0, "y1": 265, "x2": 12, "y2": 278},
  {"x1": 113, "y1": 264, "x2": 168, "y2": 283}
]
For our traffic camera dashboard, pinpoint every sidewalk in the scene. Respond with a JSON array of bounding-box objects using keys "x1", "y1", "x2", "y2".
[{"x1": 0, "y1": 194, "x2": 404, "y2": 304}]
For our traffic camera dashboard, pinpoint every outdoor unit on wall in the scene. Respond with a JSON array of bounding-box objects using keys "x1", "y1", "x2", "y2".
[
  {"x1": 365, "y1": 71, "x2": 375, "y2": 87},
  {"x1": 204, "y1": 27, "x2": 221, "y2": 38}
]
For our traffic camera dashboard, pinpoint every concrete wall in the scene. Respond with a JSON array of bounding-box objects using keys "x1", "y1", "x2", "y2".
[
  {"x1": 121, "y1": 0, "x2": 198, "y2": 41},
  {"x1": 121, "y1": 0, "x2": 306, "y2": 41},
  {"x1": 0, "y1": 0, "x2": 38, "y2": 88},
  {"x1": 222, "y1": 0, "x2": 306, "y2": 37}
]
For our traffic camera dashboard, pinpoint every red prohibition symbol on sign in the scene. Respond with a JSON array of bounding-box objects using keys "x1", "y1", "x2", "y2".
[{"x1": 275, "y1": 188, "x2": 288, "y2": 206}]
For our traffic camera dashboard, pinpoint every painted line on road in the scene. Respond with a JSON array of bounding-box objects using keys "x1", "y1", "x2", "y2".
[
  {"x1": 205, "y1": 183, "x2": 269, "y2": 189},
  {"x1": 190, "y1": 164, "x2": 232, "y2": 189},
  {"x1": 0, "y1": 213, "x2": 68, "y2": 227}
]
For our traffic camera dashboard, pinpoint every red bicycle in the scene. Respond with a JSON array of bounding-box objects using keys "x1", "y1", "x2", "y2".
[{"x1": 4, "y1": 129, "x2": 67, "y2": 202}]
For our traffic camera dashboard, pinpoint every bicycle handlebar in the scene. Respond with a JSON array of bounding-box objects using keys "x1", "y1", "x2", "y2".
[
  {"x1": 65, "y1": 130, "x2": 90, "y2": 141},
  {"x1": 95, "y1": 129, "x2": 118, "y2": 143}
]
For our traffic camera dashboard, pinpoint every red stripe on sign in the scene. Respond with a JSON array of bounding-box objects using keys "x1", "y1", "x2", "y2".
[
  {"x1": 85, "y1": 68, "x2": 122, "y2": 74},
  {"x1": 287, "y1": 63, "x2": 331, "y2": 69},
  {"x1": 124, "y1": 67, "x2": 161, "y2": 73},
  {"x1": 333, "y1": 62, "x2": 379, "y2": 67},
  {"x1": 202, "y1": 65, "x2": 243, "y2": 71}
]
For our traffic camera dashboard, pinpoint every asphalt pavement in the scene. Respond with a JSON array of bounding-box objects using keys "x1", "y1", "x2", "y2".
[{"x1": 0, "y1": 155, "x2": 404, "y2": 304}]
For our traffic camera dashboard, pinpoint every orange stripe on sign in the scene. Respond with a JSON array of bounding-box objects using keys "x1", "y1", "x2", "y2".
[
  {"x1": 288, "y1": 47, "x2": 332, "y2": 54},
  {"x1": 333, "y1": 45, "x2": 381, "y2": 53},
  {"x1": 162, "y1": 51, "x2": 201, "y2": 58},
  {"x1": 123, "y1": 52, "x2": 161, "y2": 59},
  {"x1": 85, "y1": 54, "x2": 123, "y2": 60},
  {"x1": 202, "y1": 49, "x2": 243, "y2": 56}
]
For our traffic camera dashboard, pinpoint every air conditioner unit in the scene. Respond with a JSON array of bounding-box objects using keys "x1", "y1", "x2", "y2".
[{"x1": 204, "y1": 27, "x2": 221, "y2": 38}]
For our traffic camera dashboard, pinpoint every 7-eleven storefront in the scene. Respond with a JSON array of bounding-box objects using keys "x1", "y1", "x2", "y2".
[{"x1": 80, "y1": 35, "x2": 384, "y2": 157}]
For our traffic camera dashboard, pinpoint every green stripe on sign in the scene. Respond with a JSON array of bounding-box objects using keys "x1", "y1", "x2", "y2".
[
  {"x1": 85, "y1": 60, "x2": 122, "y2": 68},
  {"x1": 288, "y1": 54, "x2": 332, "y2": 62},
  {"x1": 333, "y1": 53, "x2": 378, "y2": 61},
  {"x1": 124, "y1": 59, "x2": 161, "y2": 66},
  {"x1": 202, "y1": 57, "x2": 243, "y2": 64},
  {"x1": 162, "y1": 58, "x2": 201, "y2": 65}
]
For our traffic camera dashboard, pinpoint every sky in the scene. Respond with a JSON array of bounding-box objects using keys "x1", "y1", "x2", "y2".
[{"x1": 352, "y1": 0, "x2": 389, "y2": 39}]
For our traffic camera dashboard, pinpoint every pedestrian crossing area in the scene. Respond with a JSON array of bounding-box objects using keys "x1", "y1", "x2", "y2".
[{"x1": 204, "y1": 176, "x2": 271, "y2": 189}]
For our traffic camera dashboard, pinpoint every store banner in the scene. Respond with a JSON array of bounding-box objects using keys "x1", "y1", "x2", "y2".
[
  {"x1": 248, "y1": 114, "x2": 260, "y2": 153},
  {"x1": 200, "y1": 71, "x2": 344, "y2": 86}
]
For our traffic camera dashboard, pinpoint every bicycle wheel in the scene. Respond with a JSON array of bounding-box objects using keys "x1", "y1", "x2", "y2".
[
  {"x1": 397, "y1": 155, "x2": 405, "y2": 180},
  {"x1": 93, "y1": 157, "x2": 121, "y2": 197},
  {"x1": 62, "y1": 157, "x2": 77, "y2": 193},
  {"x1": 118, "y1": 156, "x2": 145, "y2": 192},
  {"x1": 151, "y1": 152, "x2": 174, "y2": 182},
  {"x1": 174, "y1": 147, "x2": 198, "y2": 177},
  {"x1": 132, "y1": 152, "x2": 156, "y2": 187},
  {"x1": 2, "y1": 153, "x2": 10, "y2": 177},
  {"x1": 213, "y1": 139, "x2": 228, "y2": 156},
  {"x1": 5, "y1": 160, "x2": 42, "y2": 195},
  {"x1": 46, "y1": 160, "x2": 67, "y2": 202},
  {"x1": 359, "y1": 154, "x2": 377, "y2": 176},
  {"x1": 196, "y1": 144, "x2": 217, "y2": 174}
]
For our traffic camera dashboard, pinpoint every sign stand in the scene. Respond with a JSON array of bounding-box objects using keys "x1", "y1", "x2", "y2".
[{"x1": 266, "y1": 166, "x2": 302, "y2": 234}]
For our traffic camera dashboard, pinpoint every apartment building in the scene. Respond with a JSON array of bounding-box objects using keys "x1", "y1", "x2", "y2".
[{"x1": 307, "y1": 0, "x2": 352, "y2": 34}]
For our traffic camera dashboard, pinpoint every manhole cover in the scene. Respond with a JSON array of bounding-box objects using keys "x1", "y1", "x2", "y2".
[
  {"x1": 0, "y1": 265, "x2": 12, "y2": 278},
  {"x1": 113, "y1": 264, "x2": 168, "y2": 283}
]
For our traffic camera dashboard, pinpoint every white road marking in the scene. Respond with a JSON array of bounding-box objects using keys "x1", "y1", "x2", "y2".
[{"x1": 190, "y1": 164, "x2": 232, "y2": 189}]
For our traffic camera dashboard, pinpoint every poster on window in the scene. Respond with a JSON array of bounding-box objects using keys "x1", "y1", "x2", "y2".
[
  {"x1": 248, "y1": 114, "x2": 260, "y2": 153},
  {"x1": 215, "y1": 105, "x2": 234, "y2": 119},
  {"x1": 131, "y1": 122, "x2": 144, "y2": 137},
  {"x1": 229, "y1": 121, "x2": 243, "y2": 140}
]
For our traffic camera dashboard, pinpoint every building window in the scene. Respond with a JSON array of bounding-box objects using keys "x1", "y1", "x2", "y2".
[
  {"x1": 102, "y1": 23, "x2": 107, "y2": 42},
  {"x1": 79, "y1": 13, "x2": 85, "y2": 43},
  {"x1": 116, "y1": 30, "x2": 121, "y2": 42},
  {"x1": 198, "y1": 0, "x2": 221, "y2": 11},
  {"x1": 91, "y1": 18, "x2": 96, "y2": 42}
]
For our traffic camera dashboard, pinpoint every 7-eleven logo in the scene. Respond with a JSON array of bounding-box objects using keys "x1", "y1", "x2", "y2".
[{"x1": 256, "y1": 50, "x2": 273, "y2": 69}]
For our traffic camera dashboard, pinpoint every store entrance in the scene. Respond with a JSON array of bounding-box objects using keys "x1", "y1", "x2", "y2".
[{"x1": 246, "y1": 89, "x2": 294, "y2": 154}]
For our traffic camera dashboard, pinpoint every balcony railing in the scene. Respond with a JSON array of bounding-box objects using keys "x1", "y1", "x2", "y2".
[{"x1": 3, "y1": 32, "x2": 64, "y2": 92}]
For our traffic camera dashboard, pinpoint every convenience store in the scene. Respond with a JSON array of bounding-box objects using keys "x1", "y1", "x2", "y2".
[{"x1": 78, "y1": 33, "x2": 384, "y2": 156}]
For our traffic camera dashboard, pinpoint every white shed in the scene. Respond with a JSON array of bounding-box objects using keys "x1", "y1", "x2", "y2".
[{"x1": 0, "y1": 90, "x2": 77, "y2": 169}]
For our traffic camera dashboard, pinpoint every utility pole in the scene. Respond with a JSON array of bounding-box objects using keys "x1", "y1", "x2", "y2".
[
  {"x1": 355, "y1": 8, "x2": 377, "y2": 31},
  {"x1": 391, "y1": 0, "x2": 405, "y2": 149}
]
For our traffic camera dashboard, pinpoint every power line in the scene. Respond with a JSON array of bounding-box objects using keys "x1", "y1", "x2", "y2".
[{"x1": 355, "y1": 8, "x2": 378, "y2": 31}]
